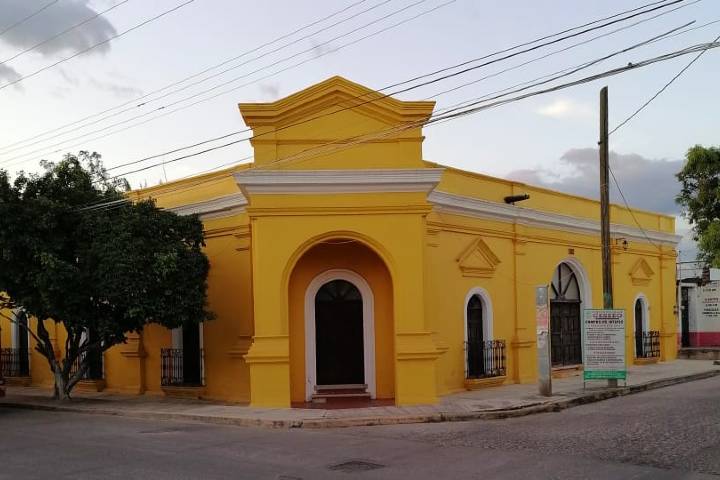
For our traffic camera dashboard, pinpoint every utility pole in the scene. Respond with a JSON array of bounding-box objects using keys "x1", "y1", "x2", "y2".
[
  {"x1": 599, "y1": 86, "x2": 617, "y2": 388},
  {"x1": 599, "y1": 86, "x2": 613, "y2": 309}
]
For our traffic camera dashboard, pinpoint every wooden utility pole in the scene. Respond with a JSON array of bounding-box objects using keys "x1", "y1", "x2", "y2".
[
  {"x1": 599, "y1": 86, "x2": 617, "y2": 388},
  {"x1": 599, "y1": 86, "x2": 613, "y2": 310}
]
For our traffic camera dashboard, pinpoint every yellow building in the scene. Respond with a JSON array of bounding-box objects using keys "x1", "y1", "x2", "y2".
[{"x1": 0, "y1": 77, "x2": 680, "y2": 407}]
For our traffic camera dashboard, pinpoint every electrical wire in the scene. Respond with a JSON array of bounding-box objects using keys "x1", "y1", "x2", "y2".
[
  {"x1": 0, "y1": 0, "x2": 435, "y2": 165},
  {"x1": 0, "y1": 0, "x2": 196, "y2": 92},
  {"x1": 81, "y1": 38, "x2": 720, "y2": 212},
  {"x1": 0, "y1": 0, "x2": 378, "y2": 156},
  {"x1": 0, "y1": 0, "x2": 59, "y2": 38},
  {"x1": 0, "y1": 0, "x2": 688, "y2": 167},
  {"x1": 605, "y1": 31, "x2": 720, "y2": 250},
  {"x1": 102, "y1": 20, "x2": 693, "y2": 178},
  {"x1": 0, "y1": 1, "x2": 130, "y2": 67}
]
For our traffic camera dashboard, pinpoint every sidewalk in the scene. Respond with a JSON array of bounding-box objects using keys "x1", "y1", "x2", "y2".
[{"x1": 1, "y1": 360, "x2": 718, "y2": 429}]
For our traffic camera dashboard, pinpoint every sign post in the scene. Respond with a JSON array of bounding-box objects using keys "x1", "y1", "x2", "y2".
[
  {"x1": 536, "y1": 285, "x2": 552, "y2": 396},
  {"x1": 583, "y1": 309, "x2": 626, "y2": 387}
]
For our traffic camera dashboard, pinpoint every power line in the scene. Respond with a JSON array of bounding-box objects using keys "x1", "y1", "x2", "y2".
[
  {"x1": 0, "y1": 0, "x2": 377, "y2": 155},
  {"x1": 0, "y1": 1, "x2": 130, "y2": 67},
  {"x1": 0, "y1": 0, "x2": 434, "y2": 165},
  {"x1": 0, "y1": 0, "x2": 196, "y2": 92},
  {"x1": 105, "y1": 18, "x2": 692, "y2": 177},
  {"x1": 609, "y1": 32, "x2": 720, "y2": 135},
  {"x1": 85, "y1": 38, "x2": 720, "y2": 210},
  {"x1": 604, "y1": 31, "x2": 720, "y2": 250},
  {"x1": 4, "y1": 0, "x2": 688, "y2": 171},
  {"x1": 0, "y1": 0, "x2": 59, "y2": 38}
]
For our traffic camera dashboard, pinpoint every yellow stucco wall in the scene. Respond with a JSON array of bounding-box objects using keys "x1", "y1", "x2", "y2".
[{"x1": 0, "y1": 77, "x2": 679, "y2": 407}]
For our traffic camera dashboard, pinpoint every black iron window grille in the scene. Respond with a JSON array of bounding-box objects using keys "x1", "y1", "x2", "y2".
[
  {"x1": 465, "y1": 339, "x2": 506, "y2": 379},
  {"x1": 635, "y1": 331, "x2": 660, "y2": 358},
  {"x1": 70, "y1": 349, "x2": 104, "y2": 380},
  {"x1": 161, "y1": 348, "x2": 204, "y2": 387},
  {"x1": 0, "y1": 348, "x2": 30, "y2": 377}
]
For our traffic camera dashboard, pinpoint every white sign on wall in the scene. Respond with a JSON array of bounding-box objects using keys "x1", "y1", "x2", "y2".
[
  {"x1": 583, "y1": 309, "x2": 626, "y2": 381},
  {"x1": 697, "y1": 283, "x2": 720, "y2": 333}
]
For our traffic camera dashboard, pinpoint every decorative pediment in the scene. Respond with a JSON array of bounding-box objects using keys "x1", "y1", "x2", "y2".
[
  {"x1": 238, "y1": 76, "x2": 435, "y2": 128},
  {"x1": 629, "y1": 258, "x2": 655, "y2": 286},
  {"x1": 456, "y1": 238, "x2": 501, "y2": 278}
]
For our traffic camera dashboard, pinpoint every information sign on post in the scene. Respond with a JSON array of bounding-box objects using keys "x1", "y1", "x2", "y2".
[
  {"x1": 582, "y1": 309, "x2": 626, "y2": 383},
  {"x1": 536, "y1": 285, "x2": 552, "y2": 396}
]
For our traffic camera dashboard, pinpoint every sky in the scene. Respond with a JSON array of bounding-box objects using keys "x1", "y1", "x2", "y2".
[{"x1": 0, "y1": 0, "x2": 719, "y2": 259}]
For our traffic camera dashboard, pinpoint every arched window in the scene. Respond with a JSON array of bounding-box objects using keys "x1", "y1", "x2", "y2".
[
  {"x1": 634, "y1": 296, "x2": 648, "y2": 357},
  {"x1": 466, "y1": 294, "x2": 486, "y2": 378},
  {"x1": 550, "y1": 262, "x2": 582, "y2": 366}
]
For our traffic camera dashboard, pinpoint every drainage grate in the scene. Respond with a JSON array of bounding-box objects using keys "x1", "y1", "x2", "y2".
[{"x1": 328, "y1": 460, "x2": 385, "y2": 473}]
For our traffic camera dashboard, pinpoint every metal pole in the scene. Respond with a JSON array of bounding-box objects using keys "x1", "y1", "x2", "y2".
[{"x1": 599, "y1": 86, "x2": 617, "y2": 388}]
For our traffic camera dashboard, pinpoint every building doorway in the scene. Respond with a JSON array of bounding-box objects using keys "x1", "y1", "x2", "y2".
[
  {"x1": 304, "y1": 269, "x2": 376, "y2": 401},
  {"x1": 466, "y1": 294, "x2": 485, "y2": 378},
  {"x1": 681, "y1": 286, "x2": 691, "y2": 347},
  {"x1": 315, "y1": 279, "x2": 364, "y2": 386},
  {"x1": 550, "y1": 262, "x2": 583, "y2": 367}
]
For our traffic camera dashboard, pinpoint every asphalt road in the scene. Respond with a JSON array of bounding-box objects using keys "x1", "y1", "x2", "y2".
[{"x1": 1, "y1": 376, "x2": 719, "y2": 479}]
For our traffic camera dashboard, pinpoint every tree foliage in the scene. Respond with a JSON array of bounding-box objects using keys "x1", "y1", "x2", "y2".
[
  {"x1": 0, "y1": 152, "x2": 212, "y2": 399},
  {"x1": 677, "y1": 145, "x2": 720, "y2": 266}
]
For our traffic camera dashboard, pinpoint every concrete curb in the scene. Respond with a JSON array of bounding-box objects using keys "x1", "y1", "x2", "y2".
[{"x1": 2, "y1": 369, "x2": 719, "y2": 429}]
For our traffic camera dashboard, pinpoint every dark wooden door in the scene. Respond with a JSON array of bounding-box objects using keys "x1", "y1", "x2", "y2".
[
  {"x1": 315, "y1": 280, "x2": 364, "y2": 386},
  {"x1": 550, "y1": 301, "x2": 582, "y2": 366},
  {"x1": 681, "y1": 287, "x2": 690, "y2": 347},
  {"x1": 182, "y1": 322, "x2": 202, "y2": 385},
  {"x1": 86, "y1": 328, "x2": 103, "y2": 380}
]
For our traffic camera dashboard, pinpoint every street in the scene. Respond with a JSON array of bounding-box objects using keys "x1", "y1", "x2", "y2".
[{"x1": 1, "y1": 376, "x2": 719, "y2": 479}]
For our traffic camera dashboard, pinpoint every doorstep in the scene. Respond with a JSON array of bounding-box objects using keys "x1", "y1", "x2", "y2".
[
  {"x1": 552, "y1": 365, "x2": 583, "y2": 379},
  {"x1": 3, "y1": 376, "x2": 32, "y2": 387},
  {"x1": 633, "y1": 357, "x2": 660, "y2": 366},
  {"x1": 464, "y1": 375, "x2": 507, "y2": 390},
  {"x1": 161, "y1": 385, "x2": 206, "y2": 399},
  {"x1": 74, "y1": 379, "x2": 106, "y2": 393}
]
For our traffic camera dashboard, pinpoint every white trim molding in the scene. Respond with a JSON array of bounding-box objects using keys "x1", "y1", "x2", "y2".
[
  {"x1": 166, "y1": 193, "x2": 247, "y2": 220},
  {"x1": 304, "y1": 269, "x2": 376, "y2": 402},
  {"x1": 428, "y1": 190, "x2": 682, "y2": 246},
  {"x1": 234, "y1": 168, "x2": 444, "y2": 195}
]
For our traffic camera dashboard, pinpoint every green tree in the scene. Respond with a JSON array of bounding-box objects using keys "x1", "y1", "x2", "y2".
[
  {"x1": 0, "y1": 151, "x2": 212, "y2": 400},
  {"x1": 677, "y1": 145, "x2": 720, "y2": 266}
]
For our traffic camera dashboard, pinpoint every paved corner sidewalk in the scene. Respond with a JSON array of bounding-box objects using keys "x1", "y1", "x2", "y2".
[{"x1": 1, "y1": 360, "x2": 718, "y2": 429}]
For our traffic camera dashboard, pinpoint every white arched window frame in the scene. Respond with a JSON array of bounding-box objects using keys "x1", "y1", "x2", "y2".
[
  {"x1": 304, "y1": 269, "x2": 376, "y2": 402},
  {"x1": 633, "y1": 293, "x2": 650, "y2": 333},
  {"x1": 551, "y1": 257, "x2": 593, "y2": 311},
  {"x1": 463, "y1": 287, "x2": 494, "y2": 376}
]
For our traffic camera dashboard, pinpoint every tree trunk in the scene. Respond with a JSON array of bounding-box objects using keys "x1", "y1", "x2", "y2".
[{"x1": 50, "y1": 359, "x2": 73, "y2": 401}]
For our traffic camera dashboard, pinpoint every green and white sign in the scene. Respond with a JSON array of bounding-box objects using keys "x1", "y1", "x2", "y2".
[{"x1": 582, "y1": 309, "x2": 626, "y2": 381}]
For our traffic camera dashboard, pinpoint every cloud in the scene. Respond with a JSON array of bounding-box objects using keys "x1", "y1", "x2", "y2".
[
  {"x1": 89, "y1": 78, "x2": 142, "y2": 99},
  {"x1": 0, "y1": 63, "x2": 21, "y2": 83},
  {"x1": 536, "y1": 98, "x2": 594, "y2": 119},
  {"x1": 258, "y1": 82, "x2": 280, "y2": 100},
  {"x1": 0, "y1": 0, "x2": 118, "y2": 57},
  {"x1": 507, "y1": 148, "x2": 683, "y2": 215}
]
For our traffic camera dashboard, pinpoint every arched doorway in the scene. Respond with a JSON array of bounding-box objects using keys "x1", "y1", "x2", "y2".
[
  {"x1": 315, "y1": 279, "x2": 364, "y2": 385},
  {"x1": 304, "y1": 269, "x2": 376, "y2": 401},
  {"x1": 550, "y1": 262, "x2": 583, "y2": 367}
]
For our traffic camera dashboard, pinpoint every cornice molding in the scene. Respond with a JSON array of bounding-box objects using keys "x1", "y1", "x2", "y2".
[
  {"x1": 234, "y1": 168, "x2": 444, "y2": 195},
  {"x1": 428, "y1": 190, "x2": 681, "y2": 246},
  {"x1": 166, "y1": 193, "x2": 248, "y2": 220}
]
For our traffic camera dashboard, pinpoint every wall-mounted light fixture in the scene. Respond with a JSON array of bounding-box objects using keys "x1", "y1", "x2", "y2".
[{"x1": 504, "y1": 194, "x2": 530, "y2": 205}]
